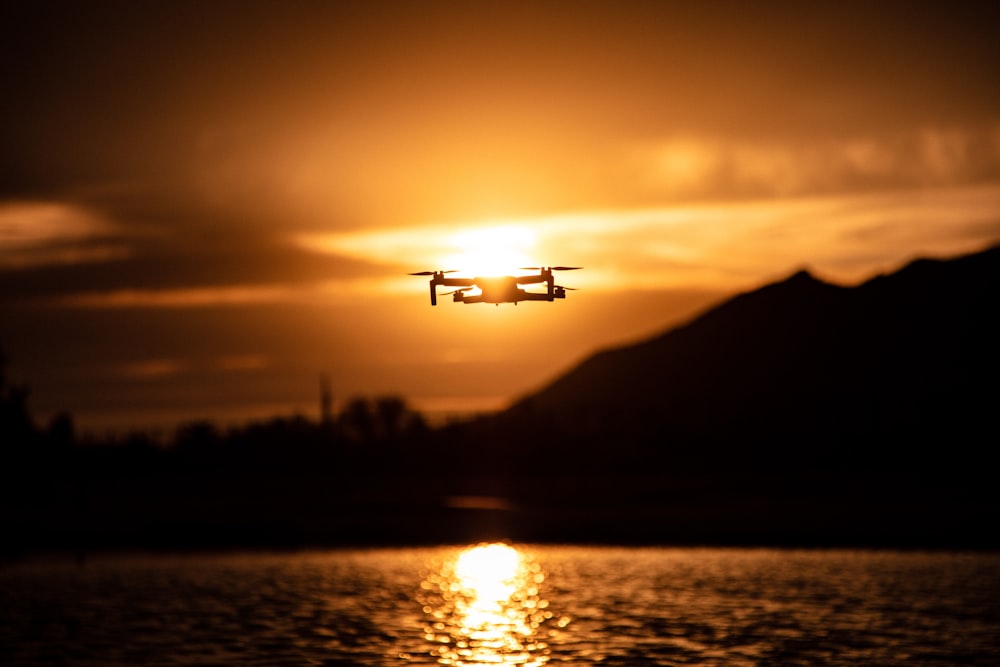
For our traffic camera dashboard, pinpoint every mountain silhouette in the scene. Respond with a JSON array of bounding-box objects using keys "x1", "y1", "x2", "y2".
[
  {"x1": 493, "y1": 244, "x2": 999, "y2": 473},
  {"x1": 440, "y1": 244, "x2": 995, "y2": 547}
]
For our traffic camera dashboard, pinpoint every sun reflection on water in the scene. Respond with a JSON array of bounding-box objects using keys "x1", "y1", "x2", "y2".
[{"x1": 420, "y1": 543, "x2": 557, "y2": 666}]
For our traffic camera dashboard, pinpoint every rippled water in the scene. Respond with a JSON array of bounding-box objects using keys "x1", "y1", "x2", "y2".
[{"x1": 2, "y1": 546, "x2": 998, "y2": 666}]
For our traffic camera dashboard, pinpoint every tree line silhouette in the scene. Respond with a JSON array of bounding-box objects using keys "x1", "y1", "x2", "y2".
[
  {"x1": 1, "y1": 345, "x2": 476, "y2": 555},
  {"x1": 2, "y1": 348, "x2": 431, "y2": 454}
]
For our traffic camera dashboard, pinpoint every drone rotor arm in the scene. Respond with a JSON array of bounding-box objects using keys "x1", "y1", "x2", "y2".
[{"x1": 408, "y1": 269, "x2": 459, "y2": 276}]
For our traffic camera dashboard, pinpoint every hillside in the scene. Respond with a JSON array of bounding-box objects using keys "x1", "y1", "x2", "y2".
[{"x1": 492, "y1": 244, "x2": 999, "y2": 469}]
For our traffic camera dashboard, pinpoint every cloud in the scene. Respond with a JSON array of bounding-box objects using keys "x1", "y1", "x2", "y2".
[
  {"x1": 621, "y1": 124, "x2": 1000, "y2": 202},
  {"x1": 119, "y1": 354, "x2": 271, "y2": 379},
  {"x1": 215, "y1": 354, "x2": 270, "y2": 372},
  {"x1": 308, "y1": 184, "x2": 1000, "y2": 292},
  {"x1": 3, "y1": 3, "x2": 997, "y2": 236},
  {"x1": 0, "y1": 201, "x2": 130, "y2": 269},
  {"x1": 119, "y1": 358, "x2": 189, "y2": 380},
  {"x1": 0, "y1": 213, "x2": 397, "y2": 305},
  {"x1": 56, "y1": 286, "x2": 296, "y2": 309}
]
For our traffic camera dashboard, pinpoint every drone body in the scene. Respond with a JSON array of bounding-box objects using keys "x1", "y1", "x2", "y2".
[{"x1": 409, "y1": 267, "x2": 581, "y2": 305}]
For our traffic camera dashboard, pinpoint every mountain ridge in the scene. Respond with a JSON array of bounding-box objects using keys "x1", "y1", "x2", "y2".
[{"x1": 490, "y1": 243, "x2": 1000, "y2": 472}]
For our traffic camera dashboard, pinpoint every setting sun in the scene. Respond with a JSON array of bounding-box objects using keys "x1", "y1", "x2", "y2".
[{"x1": 441, "y1": 225, "x2": 538, "y2": 277}]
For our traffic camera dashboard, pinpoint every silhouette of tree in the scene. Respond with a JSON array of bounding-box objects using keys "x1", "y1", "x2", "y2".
[
  {"x1": 0, "y1": 345, "x2": 36, "y2": 448},
  {"x1": 340, "y1": 397, "x2": 376, "y2": 443},
  {"x1": 46, "y1": 411, "x2": 75, "y2": 450},
  {"x1": 174, "y1": 420, "x2": 220, "y2": 447},
  {"x1": 337, "y1": 395, "x2": 428, "y2": 446},
  {"x1": 374, "y1": 396, "x2": 408, "y2": 441}
]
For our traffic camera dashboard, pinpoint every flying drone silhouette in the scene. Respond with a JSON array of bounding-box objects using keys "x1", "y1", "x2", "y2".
[{"x1": 408, "y1": 267, "x2": 582, "y2": 305}]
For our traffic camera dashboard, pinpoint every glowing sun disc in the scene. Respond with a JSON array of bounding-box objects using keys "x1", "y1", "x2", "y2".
[{"x1": 442, "y1": 225, "x2": 537, "y2": 277}]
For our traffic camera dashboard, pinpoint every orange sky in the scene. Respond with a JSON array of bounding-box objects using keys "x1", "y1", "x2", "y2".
[{"x1": 1, "y1": 2, "x2": 998, "y2": 433}]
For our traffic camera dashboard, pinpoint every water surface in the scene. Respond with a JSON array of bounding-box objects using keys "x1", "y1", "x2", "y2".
[{"x1": 2, "y1": 546, "x2": 997, "y2": 666}]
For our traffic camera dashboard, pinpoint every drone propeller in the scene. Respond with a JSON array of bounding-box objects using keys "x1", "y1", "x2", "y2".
[
  {"x1": 519, "y1": 266, "x2": 582, "y2": 271},
  {"x1": 555, "y1": 285, "x2": 578, "y2": 291},
  {"x1": 443, "y1": 287, "x2": 474, "y2": 295},
  {"x1": 408, "y1": 270, "x2": 459, "y2": 276}
]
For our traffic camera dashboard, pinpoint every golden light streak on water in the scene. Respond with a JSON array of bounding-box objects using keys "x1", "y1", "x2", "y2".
[{"x1": 420, "y1": 543, "x2": 556, "y2": 666}]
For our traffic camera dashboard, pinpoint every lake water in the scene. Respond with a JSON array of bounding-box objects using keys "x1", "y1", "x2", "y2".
[{"x1": 2, "y1": 545, "x2": 998, "y2": 666}]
